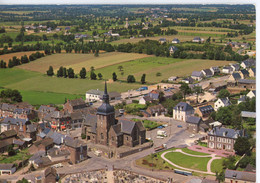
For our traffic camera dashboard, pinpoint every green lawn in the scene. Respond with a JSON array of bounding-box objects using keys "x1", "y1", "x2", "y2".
[
  {"x1": 132, "y1": 118, "x2": 161, "y2": 130},
  {"x1": 0, "y1": 148, "x2": 32, "y2": 164},
  {"x1": 181, "y1": 148, "x2": 209, "y2": 156},
  {"x1": 164, "y1": 151, "x2": 211, "y2": 172},
  {"x1": 211, "y1": 158, "x2": 225, "y2": 173}
]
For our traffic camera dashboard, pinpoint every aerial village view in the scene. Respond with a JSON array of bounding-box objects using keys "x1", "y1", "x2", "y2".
[{"x1": 0, "y1": 2, "x2": 257, "y2": 183}]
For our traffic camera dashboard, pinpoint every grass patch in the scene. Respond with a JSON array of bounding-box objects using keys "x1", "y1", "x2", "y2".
[
  {"x1": 0, "y1": 148, "x2": 32, "y2": 164},
  {"x1": 181, "y1": 148, "x2": 209, "y2": 156},
  {"x1": 211, "y1": 158, "x2": 225, "y2": 173},
  {"x1": 132, "y1": 118, "x2": 161, "y2": 130}
]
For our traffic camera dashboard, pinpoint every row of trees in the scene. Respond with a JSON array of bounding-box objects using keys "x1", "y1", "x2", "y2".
[
  {"x1": 7, "y1": 52, "x2": 45, "y2": 68},
  {"x1": 0, "y1": 89, "x2": 23, "y2": 103}
]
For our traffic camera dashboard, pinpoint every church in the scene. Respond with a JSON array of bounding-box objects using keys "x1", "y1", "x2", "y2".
[{"x1": 82, "y1": 82, "x2": 146, "y2": 148}]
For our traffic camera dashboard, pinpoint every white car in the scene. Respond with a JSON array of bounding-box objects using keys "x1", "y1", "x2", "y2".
[
  {"x1": 156, "y1": 136, "x2": 164, "y2": 139},
  {"x1": 189, "y1": 134, "x2": 195, "y2": 138}
]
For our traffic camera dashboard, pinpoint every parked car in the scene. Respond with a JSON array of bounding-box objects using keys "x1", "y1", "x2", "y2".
[
  {"x1": 177, "y1": 125, "x2": 183, "y2": 128},
  {"x1": 156, "y1": 136, "x2": 164, "y2": 139},
  {"x1": 189, "y1": 134, "x2": 195, "y2": 138},
  {"x1": 157, "y1": 126, "x2": 165, "y2": 129}
]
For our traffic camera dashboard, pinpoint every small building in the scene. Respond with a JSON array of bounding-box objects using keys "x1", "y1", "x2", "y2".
[
  {"x1": 201, "y1": 69, "x2": 214, "y2": 78},
  {"x1": 228, "y1": 73, "x2": 242, "y2": 82},
  {"x1": 195, "y1": 105, "x2": 214, "y2": 118},
  {"x1": 191, "y1": 71, "x2": 204, "y2": 81},
  {"x1": 159, "y1": 38, "x2": 167, "y2": 44},
  {"x1": 237, "y1": 79, "x2": 256, "y2": 90},
  {"x1": 240, "y1": 58, "x2": 256, "y2": 69},
  {"x1": 186, "y1": 116, "x2": 202, "y2": 133},
  {"x1": 31, "y1": 138, "x2": 54, "y2": 153},
  {"x1": 43, "y1": 167, "x2": 58, "y2": 183},
  {"x1": 248, "y1": 68, "x2": 256, "y2": 77},
  {"x1": 172, "y1": 38, "x2": 180, "y2": 44},
  {"x1": 169, "y1": 46, "x2": 178, "y2": 54},
  {"x1": 146, "y1": 104, "x2": 166, "y2": 117},
  {"x1": 173, "y1": 102, "x2": 194, "y2": 122},
  {"x1": 214, "y1": 97, "x2": 231, "y2": 111},
  {"x1": 238, "y1": 95, "x2": 247, "y2": 104},
  {"x1": 210, "y1": 66, "x2": 220, "y2": 75},
  {"x1": 63, "y1": 98, "x2": 87, "y2": 113},
  {"x1": 85, "y1": 89, "x2": 104, "y2": 102},
  {"x1": 239, "y1": 69, "x2": 250, "y2": 79},
  {"x1": 192, "y1": 37, "x2": 202, "y2": 43},
  {"x1": 246, "y1": 90, "x2": 256, "y2": 99},
  {"x1": 139, "y1": 96, "x2": 153, "y2": 105},
  {"x1": 182, "y1": 77, "x2": 194, "y2": 84},
  {"x1": 0, "y1": 164, "x2": 16, "y2": 175},
  {"x1": 222, "y1": 66, "x2": 234, "y2": 74},
  {"x1": 108, "y1": 92, "x2": 121, "y2": 101},
  {"x1": 65, "y1": 139, "x2": 88, "y2": 164},
  {"x1": 225, "y1": 169, "x2": 256, "y2": 183},
  {"x1": 206, "y1": 81, "x2": 227, "y2": 93},
  {"x1": 208, "y1": 127, "x2": 243, "y2": 151},
  {"x1": 230, "y1": 63, "x2": 240, "y2": 71},
  {"x1": 168, "y1": 76, "x2": 178, "y2": 82}
]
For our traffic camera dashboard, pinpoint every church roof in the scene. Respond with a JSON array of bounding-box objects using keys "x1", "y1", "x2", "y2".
[{"x1": 97, "y1": 82, "x2": 115, "y2": 115}]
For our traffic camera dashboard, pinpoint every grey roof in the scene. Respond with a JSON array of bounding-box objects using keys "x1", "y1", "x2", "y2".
[
  {"x1": 199, "y1": 105, "x2": 214, "y2": 114},
  {"x1": 65, "y1": 139, "x2": 87, "y2": 148},
  {"x1": 231, "y1": 73, "x2": 241, "y2": 80},
  {"x1": 191, "y1": 71, "x2": 203, "y2": 77},
  {"x1": 86, "y1": 89, "x2": 104, "y2": 95},
  {"x1": 172, "y1": 38, "x2": 180, "y2": 42},
  {"x1": 202, "y1": 69, "x2": 213, "y2": 76},
  {"x1": 240, "y1": 69, "x2": 249, "y2": 76},
  {"x1": 223, "y1": 66, "x2": 233, "y2": 71},
  {"x1": 219, "y1": 98, "x2": 231, "y2": 106},
  {"x1": 238, "y1": 95, "x2": 247, "y2": 102},
  {"x1": 230, "y1": 63, "x2": 240, "y2": 70},
  {"x1": 0, "y1": 164, "x2": 15, "y2": 170},
  {"x1": 46, "y1": 131, "x2": 66, "y2": 145},
  {"x1": 225, "y1": 169, "x2": 256, "y2": 182},
  {"x1": 241, "y1": 111, "x2": 256, "y2": 118},
  {"x1": 111, "y1": 124, "x2": 123, "y2": 136},
  {"x1": 38, "y1": 105, "x2": 56, "y2": 113},
  {"x1": 67, "y1": 98, "x2": 86, "y2": 107},
  {"x1": 182, "y1": 76, "x2": 194, "y2": 83},
  {"x1": 250, "y1": 68, "x2": 256, "y2": 73},
  {"x1": 193, "y1": 37, "x2": 201, "y2": 40},
  {"x1": 238, "y1": 79, "x2": 256, "y2": 84},
  {"x1": 208, "y1": 127, "x2": 243, "y2": 139},
  {"x1": 174, "y1": 102, "x2": 194, "y2": 111},
  {"x1": 83, "y1": 114, "x2": 97, "y2": 133},
  {"x1": 13, "y1": 139, "x2": 25, "y2": 146},
  {"x1": 70, "y1": 111, "x2": 83, "y2": 120},
  {"x1": 97, "y1": 83, "x2": 115, "y2": 115},
  {"x1": 119, "y1": 119, "x2": 136, "y2": 135},
  {"x1": 159, "y1": 38, "x2": 166, "y2": 41},
  {"x1": 169, "y1": 46, "x2": 178, "y2": 51},
  {"x1": 27, "y1": 124, "x2": 37, "y2": 133},
  {"x1": 148, "y1": 93, "x2": 159, "y2": 100},
  {"x1": 29, "y1": 150, "x2": 45, "y2": 161},
  {"x1": 14, "y1": 108, "x2": 31, "y2": 114},
  {"x1": 186, "y1": 116, "x2": 201, "y2": 124},
  {"x1": 2, "y1": 117, "x2": 28, "y2": 125},
  {"x1": 241, "y1": 58, "x2": 256, "y2": 67},
  {"x1": 141, "y1": 96, "x2": 153, "y2": 102}
]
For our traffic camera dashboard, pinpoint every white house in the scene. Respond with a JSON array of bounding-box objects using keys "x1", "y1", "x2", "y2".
[
  {"x1": 191, "y1": 71, "x2": 204, "y2": 81},
  {"x1": 173, "y1": 102, "x2": 194, "y2": 122},
  {"x1": 214, "y1": 97, "x2": 232, "y2": 111},
  {"x1": 172, "y1": 38, "x2": 180, "y2": 44},
  {"x1": 0, "y1": 164, "x2": 16, "y2": 175},
  {"x1": 210, "y1": 66, "x2": 220, "y2": 75},
  {"x1": 159, "y1": 38, "x2": 167, "y2": 44},
  {"x1": 222, "y1": 66, "x2": 234, "y2": 74},
  {"x1": 247, "y1": 90, "x2": 256, "y2": 99},
  {"x1": 168, "y1": 76, "x2": 178, "y2": 82},
  {"x1": 85, "y1": 89, "x2": 104, "y2": 102}
]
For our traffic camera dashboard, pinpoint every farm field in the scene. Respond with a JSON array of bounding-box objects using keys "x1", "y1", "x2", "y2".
[
  {"x1": 96, "y1": 57, "x2": 235, "y2": 82},
  {"x1": 17, "y1": 52, "x2": 154, "y2": 73},
  {"x1": 0, "y1": 50, "x2": 45, "y2": 63}
]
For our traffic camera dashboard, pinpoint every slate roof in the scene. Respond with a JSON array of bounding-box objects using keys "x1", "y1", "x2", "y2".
[
  {"x1": 241, "y1": 58, "x2": 256, "y2": 67},
  {"x1": 148, "y1": 92, "x2": 159, "y2": 100},
  {"x1": 230, "y1": 63, "x2": 240, "y2": 71},
  {"x1": 141, "y1": 96, "x2": 153, "y2": 102},
  {"x1": 0, "y1": 164, "x2": 15, "y2": 170},
  {"x1": 119, "y1": 119, "x2": 136, "y2": 135},
  {"x1": 38, "y1": 105, "x2": 56, "y2": 113},
  {"x1": 159, "y1": 38, "x2": 166, "y2": 41},
  {"x1": 238, "y1": 95, "x2": 247, "y2": 102},
  {"x1": 147, "y1": 104, "x2": 165, "y2": 113},
  {"x1": 65, "y1": 139, "x2": 87, "y2": 148},
  {"x1": 225, "y1": 169, "x2": 256, "y2": 182},
  {"x1": 250, "y1": 68, "x2": 256, "y2": 74},
  {"x1": 193, "y1": 37, "x2": 201, "y2": 41},
  {"x1": 68, "y1": 98, "x2": 86, "y2": 107},
  {"x1": 109, "y1": 92, "x2": 121, "y2": 99},
  {"x1": 172, "y1": 38, "x2": 180, "y2": 42},
  {"x1": 240, "y1": 69, "x2": 249, "y2": 76},
  {"x1": 86, "y1": 89, "x2": 104, "y2": 95},
  {"x1": 241, "y1": 111, "x2": 256, "y2": 118},
  {"x1": 169, "y1": 46, "x2": 178, "y2": 51},
  {"x1": 70, "y1": 111, "x2": 83, "y2": 120},
  {"x1": 191, "y1": 71, "x2": 203, "y2": 77},
  {"x1": 111, "y1": 124, "x2": 123, "y2": 136},
  {"x1": 34, "y1": 138, "x2": 53, "y2": 147},
  {"x1": 2, "y1": 117, "x2": 28, "y2": 125},
  {"x1": 46, "y1": 131, "x2": 67, "y2": 145},
  {"x1": 238, "y1": 79, "x2": 255, "y2": 84},
  {"x1": 83, "y1": 114, "x2": 97, "y2": 134},
  {"x1": 208, "y1": 127, "x2": 243, "y2": 139},
  {"x1": 218, "y1": 98, "x2": 231, "y2": 106},
  {"x1": 186, "y1": 116, "x2": 201, "y2": 124},
  {"x1": 13, "y1": 139, "x2": 25, "y2": 146},
  {"x1": 231, "y1": 73, "x2": 241, "y2": 80},
  {"x1": 174, "y1": 102, "x2": 194, "y2": 111},
  {"x1": 0, "y1": 130, "x2": 17, "y2": 138},
  {"x1": 136, "y1": 121, "x2": 146, "y2": 131},
  {"x1": 0, "y1": 139, "x2": 13, "y2": 149},
  {"x1": 223, "y1": 66, "x2": 233, "y2": 71},
  {"x1": 199, "y1": 105, "x2": 214, "y2": 114},
  {"x1": 182, "y1": 76, "x2": 194, "y2": 83},
  {"x1": 27, "y1": 124, "x2": 37, "y2": 133},
  {"x1": 202, "y1": 69, "x2": 213, "y2": 76}
]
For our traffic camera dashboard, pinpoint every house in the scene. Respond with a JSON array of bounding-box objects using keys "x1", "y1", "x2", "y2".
[
  {"x1": 248, "y1": 68, "x2": 256, "y2": 77},
  {"x1": 43, "y1": 167, "x2": 58, "y2": 183},
  {"x1": 159, "y1": 38, "x2": 167, "y2": 44},
  {"x1": 191, "y1": 71, "x2": 203, "y2": 81},
  {"x1": 237, "y1": 79, "x2": 256, "y2": 90},
  {"x1": 65, "y1": 139, "x2": 88, "y2": 164},
  {"x1": 30, "y1": 137, "x2": 54, "y2": 153},
  {"x1": 47, "y1": 148, "x2": 70, "y2": 163},
  {"x1": 0, "y1": 129, "x2": 17, "y2": 140},
  {"x1": 239, "y1": 69, "x2": 249, "y2": 79},
  {"x1": 208, "y1": 127, "x2": 243, "y2": 151},
  {"x1": 206, "y1": 81, "x2": 227, "y2": 93},
  {"x1": 146, "y1": 104, "x2": 166, "y2": 117},
  {"x1": 201, "y1": 69, "x2": 214, "y2": 78},
  {"x1": 0, "y1": 164, "x2": 16, "y2": 175},
  {"x1": 63, "y1": 98, "x2": 87, "y2": 113},
  {"x1": 195, "y1": 105, "x2": 215, "y2": 118},
  {"x1": 139, "y1": 96, "x2": 153, "y2": 105},
  {"x1": 111, "y1": 33, "x2": 120, "y2": 37},
  {"x1": 169, "y1": 46, "x2": 178, "y2": 54},
  {"x1": 85, "y1": 89, "x2": 104, "y2": 102},
  {"x1": 148, "y1": 90, "x2": 160, "y2": 100},
  {"x1": 214, "y1": 97, "x2": 231, "y2": 111},
  {"x1": 13, "y1": 139, "x2": 27, "y2": 149},
  {"x1": 172, "y1": 38, "x2": 180, "y2": 44},
  {"x1": 210, "y1": 66, "x2": 220, "y2": 75},
  {"x1": 168, "y1": 76, "x2": 178, "y2": 82},
  {"x1": 108, "y1": 92, "x2": 121, "y2": 101},
  {"x1": 37, "y1": 105, "x2": 57, "y2": 120},
  {"x1": 192, "y1": 37, "x2": 202, "y2": 43},
  {"x1": 173, "y1": 102, "x2": 194, "y2": 122},
  {"x1": 240, "y1": 58, "x2": 256, "y2": 69},
  {"x1": 230, "y1": 63, "x2": 240, "y2": 71},
  {"x1": 228, "y1": 73, "x2": 241, "y2": 81},
  {"x1": 238, "y1": 95, "x2": 247, "y2": 104},
  {"x1": 0, "y1": 139, "x2": 13, "y2": 153},
  {"x1": 222, "y1": 66, "x2": 234, "y2": 74},
  {"x1": 246, "y1": 90, "x2": 256, "y2": 99},
  {"x1": 182, "y1": 77, "x2": 194, "y2": 84},
  {"x1": 225, "y1": 169, "x2": 256, "y2": 183},
  {"x1": 70, "y1": 111, "x2": 84, "y2": 129},
  {"x1": 186, "y1": 116, "x2": 202, "y2": 133}
]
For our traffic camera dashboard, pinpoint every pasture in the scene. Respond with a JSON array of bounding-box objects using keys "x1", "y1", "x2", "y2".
[{"x1": 17, "y1": 52, "x2": 154, "y2": 73}]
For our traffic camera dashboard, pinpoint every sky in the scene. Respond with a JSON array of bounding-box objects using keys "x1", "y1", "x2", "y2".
[{"x1": 0, "y1": 0, "x2": 257, "y2": 5}]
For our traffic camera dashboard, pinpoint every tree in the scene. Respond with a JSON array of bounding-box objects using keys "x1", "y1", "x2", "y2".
[
  {"x1": 117, "y1": 65, "x2": 123, "y2": 71},
  {"x1": 90, "y1": 71, "x2": 97, "y2": 80},
  {"x1": 158, "y1": 91, "x2": 165, "y2": 103},
  {"x1": 234, "y1": 137, "x2": 251, "y2": 156},
  {"x1": 16, "y1": 178, "x2": 29, "y2": 183},
  {"x1": 141, "y1": 74, "x2": 146, "y2": 84},
  {"x1": 127, "y1": 75, "x2": 136, "y2": 83},
  {"x1": 79, "y1": 67, "x2": 87, "y2": 79},
  {"x1": 215, "y1": 171, "x2": 225, "y2": 183},
  {"x1": 156, "y1": 72, "x2": 161, "y2": 77},
  {"x1": 46, "y1": 66, "x2": 54, "y2": 76},
  {"x1": 98, "y1": 73, "x2": 103, "y2": 80},
  {"x1": 217, "y1": 89, "x2": 230, "y2": 98},
  {"x1": 215, "y1": 107, "x2": 232, "y2": 125},
  {"x1": 63, "y1": 67, "x2": 67, "y2": 78},
  {"x1": 112, "y1": 72, "x2": 117, "y2": 81},
  {"x1": 94, "y1": 49, "x2": 99, "y2": 57},
  {"x1": 193, "y1": 86, "x2": 203, "y2": 103},
  {"x1": 57, "y1": 66, "x2": 64, "y2": 77},
  {"x1": 67, "y1": 68, "x2": 75, "y2": 78},
  {"x1": 180, "y1": 83, "x2": 191, "y2": 100},
  {"x1": 0, "y1": 89, "x2": 22, "y2": 103}
]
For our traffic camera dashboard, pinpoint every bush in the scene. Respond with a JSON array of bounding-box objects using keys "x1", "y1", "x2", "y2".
[{"x1": 81, "y1": 133, "x2": 86, "y2": 139}]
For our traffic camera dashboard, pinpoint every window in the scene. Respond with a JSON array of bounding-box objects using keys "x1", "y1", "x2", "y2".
[
  {"x1": 126, "y1": 136, "x2": 129, "y2": 140},
  {"x1": 217, "y1": 143, "x2": 222, "y2": 148},
  {"x1": 210, "y1": 136, "x2": 214, "y2": 141},
  {"x1": 101, "y1": 133, "x2": 104, "y2": 139}
]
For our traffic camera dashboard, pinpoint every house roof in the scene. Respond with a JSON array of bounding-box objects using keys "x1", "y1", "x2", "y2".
[
  {"x1": 141, "y1": 96, "x2": 153, "y2": 102},
  {"x1": 2, "y1": 117, "x2": 28, "y2": 125},
  {"x1": 86, "y1": 89, "x2": 104, "y2": 95},
  {"x1": 174, "y1": 102, "x2": 194, "y2": 111},
  {"x1": 65, "y1": 139, "x2": 87, "y2": 148},
  {"x1": 111, "y1": 123, "x2": 123, "y2": 136},
  {"x1": 193, "y1": 37, "x2": 201, "y2": 40},
  {"x1": 225, "y1": 169, "x2": 256, "y2": 182},
  {"x1": 238, "y1": 95, "x2": 247, "y2": 102},
  {"x1": 191, "y1": 71, "x2": 203, "y2": 77},
  {"x1": 27, "y1": 124, "x2": 37, "y2": 133},
  {"x1": 241, "y1": 111, "x2": 256, "y2": 118},
  {"x1": 0, "y1": 130, "x2": 17, "y2": 138},
  {"x1": 199, "y1": 105, "x2": 214, "y2": 114},
  {"x1": 0, "y1": 164, "x2": 15, "y2": 170},
  {"x1": 0, "y1": 139, "x2": 13, "y2": 149},
  {"x1": 238, "y1": 79, "x2": 255, "y2": 84},
  {"x1": 109, "y1": 92, "x2": 121, "y2": 98},
  {"x1": 34, "y1": 138, "x2": 53, "y2": 147},
  {"x1": 159, "y1": 38, "x2": 166, "y2": 41},
  {"x1": 218, "y1": 98, "x2": 231, "y2": 106},
  {"x1": 38, "y1": 105, "x2": 56, "y2": 113},
  {"x1": 202, "y1": 69, "x2": 213, "y2": 76},
  {"x1": 208, "y1": 127, "x2": 242, "y2": 139},
  {"x1": 223, "y1": 66, "x2": 233, "y2": 71},
  {"x1": 119, "y1": 118, "x2": 136, "y2": 135},
  {"x1": 250, "y1": 68, "x2": 256, "y2": 73},
  {"x1": 186, "y1": 116, "x2": 201, "y2": 124},
  {"x1": 147, "y1": 104, "x2": 165, "y2": 113},
  {"x1": 13, "y1": 139, "x2": 25, "y2": 146},
  {"x1": 231, "y1": 73, "x2": 241, "y2": 80},
  {"x1": 83, "y1": 114, "x2": 97, "y2": 134},
  {"x1": 240, "y1": 69, "x2": 249, "y2": 75},
  {"x1": 172, "y1": 38, "x2": 180, "y2": 41},
  {"x1": 182, "y1": 76, "x2": 194, "y2": 83},
  {"x1": 70, "y1": 111, "x2": 83, "y2": 120},
  {"x1": 247, "y1": 90, "x2": 256, "y2": 97},
  {"x1": 44, "y1": 167, "x2": 57, "y2": 177},
  {"x1": 169, "y1": 46, "x2": 178, "y2": 51},
  {"x1": 67, "y1": 98, "x2": 86, "y2": 107}
]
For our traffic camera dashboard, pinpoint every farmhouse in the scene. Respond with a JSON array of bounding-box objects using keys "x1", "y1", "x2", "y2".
[
  {"x1": 186, "y1": 116, "x2": 202, "y2": 133},
  {"x1": 173, "y1": 102, "x2": 194, "y2": 122},
  {"x1": 146, "y1": 104, "x2": 166, "y2": 117},
  {"x1": 230, "y1": 63, "x2": 240, "y2": 71},
  {"x1": 139, "y1": 96, "x2": 153, "y2": 105},
  {"x1": 159, "y1": 38, "x2": 167, "y2": 44},
  {"x1": 222, "y1": 66, "x2": 234, "y2": 74},
  {"x1": 225, "y1": 169, "x2": 256, "y2": 183},
  {"x1": 201, "y1": 69, "x2": 214, "y2": 78},
  {"x1": 64, "y1": 98, "x2": 87, "y2": 113},
  {"x1": 228, "y1": 73, "x2": 241, "y2": 81},
  {"x1": 168, "y1": 76, "x2": 178, "y2": 82},
  {"x1": 182, "y1": 76, "x2": 194, "y2": 84},
  {"x1": 191, "y1": 71, "x2": 203, "y2": 81},
  {"x1": 172, "y1": 38, "x2": 180, "y2": 44},
  {"x1": 214, "y1": 97, "x2": 231, "y2": 111},
  {"x1": 206, "y1": 81, "x2": 227, "y2": 93},
  {"x1": 237, "y1": 79, "x2": 256, "y2": 90},
  {"x1": 65, "y1": 139, "x2": 88, "y2": 164},
  {"x1": 208, "y1": 127, "x2": 243, "y2": 151},
  {"x1": 240, "y1": 58, "x2": 256, "y2": 69}
]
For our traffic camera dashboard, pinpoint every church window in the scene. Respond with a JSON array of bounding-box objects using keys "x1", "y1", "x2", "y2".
[{"x1": 101, "y1": 133, "x2": 104, "y2": 139}]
